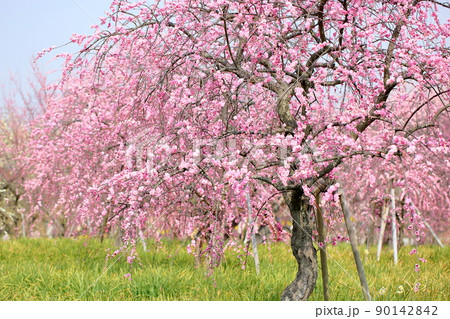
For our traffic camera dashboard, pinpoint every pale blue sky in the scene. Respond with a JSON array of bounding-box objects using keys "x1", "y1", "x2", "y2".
[
  {"x1": 0, "y1": 1, "x2": 448, "y2": 93},
  {"x1": 0, "y1": 0, "x2": 115, "y2": 91}
]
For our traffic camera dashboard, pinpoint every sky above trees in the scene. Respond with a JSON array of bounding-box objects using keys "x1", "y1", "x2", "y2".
[{"x1": 0, "y1": 0, "x2": 112, "y2": 91}]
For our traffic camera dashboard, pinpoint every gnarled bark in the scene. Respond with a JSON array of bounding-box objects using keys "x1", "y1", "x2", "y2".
[
  {"x1": 276, "y1": 86, "x2": 298, "y2": 134},
  {"x1": 281, "y1": 189, "x2": 318, "y2": 301}
]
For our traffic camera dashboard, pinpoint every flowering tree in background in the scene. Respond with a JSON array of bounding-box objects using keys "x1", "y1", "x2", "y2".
[
  {"x1": 0, "y1": 71, "x2": 47, "y2": 238},
  {"x1": 25, "y1": 0, "x2": 449, "y2": 300},
  {"x1": 336, "y1": 91, "x2": 449, "y2": 246},
  {"x1": 0, "y1": 101, "x2": 24, "y2": 238}
]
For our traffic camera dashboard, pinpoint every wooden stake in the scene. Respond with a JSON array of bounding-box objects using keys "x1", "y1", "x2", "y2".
[
  {"x1": 376, "y1": 200, "x2": 389, "y2": 261},
  {"x1": 339, "y1": 190, "x2": 372, "y2": 301},
  {"x1": 391, "y1": 188, "x2": 398, "y2": 264},
  {"x1": 139, "y1": 229, "x2": 147, "y2": 251},
  {"x1": 316, "y1": 194, "x2": 330, "y2": 301},
  {"x1": 246, "y1": 192, "x2": 260, "y2": 274},
  {"x1": 415, "y1": 209, "x2": 444, "y2": 248}
]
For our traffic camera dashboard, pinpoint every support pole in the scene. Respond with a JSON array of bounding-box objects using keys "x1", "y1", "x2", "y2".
[
  {"x1": 139, "y1": 229, "x2": 147, "y2": 251},
  {"x1": 415, "y1": 209, "x2": 444, "y2": 248},
  {"x1": 376, "y1": 200, "x2": 389, "y2": 261},
  {"x1": 246, "y1": 192, "x2": 260, "y2": 274},
  {"x1": 21, "y1": 212, "x2": 26, "y2": 238},
  {"x1": 391, "y1": 188, "x2": 398, "y2": 264},
  {"x1": 339, "y1": 190, "x2": 372, "y2": 301},
  {"x1": 316, "y1": 194, "x2": 329, "y2": 301}
]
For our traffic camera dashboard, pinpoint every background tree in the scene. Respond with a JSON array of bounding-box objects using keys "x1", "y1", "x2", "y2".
[
  {"x1": 0, "y1": 70, "x2": 47, "y2": 237},
  {"x1": 336, "y1": 90, "x2": 449, "y2": 250}
]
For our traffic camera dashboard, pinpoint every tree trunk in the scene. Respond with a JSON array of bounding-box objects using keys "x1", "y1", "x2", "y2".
[{"x1": 281, "y1": 189, "x2": 318, "y2": 301}]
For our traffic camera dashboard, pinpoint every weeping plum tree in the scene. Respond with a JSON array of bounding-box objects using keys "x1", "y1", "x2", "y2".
[{"x1": 26, "y1": 0, "x2": 449, "y2": 300}]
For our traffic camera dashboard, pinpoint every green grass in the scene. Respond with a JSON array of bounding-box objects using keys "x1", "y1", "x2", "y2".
[{"x1": 0, "y1": 237, "x2": 448, "y2": 300}]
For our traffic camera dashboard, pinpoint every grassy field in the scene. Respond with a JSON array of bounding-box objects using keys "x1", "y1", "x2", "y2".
[{"x1": 0, "y1": 237, "x2": 448, "y2": 301}]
